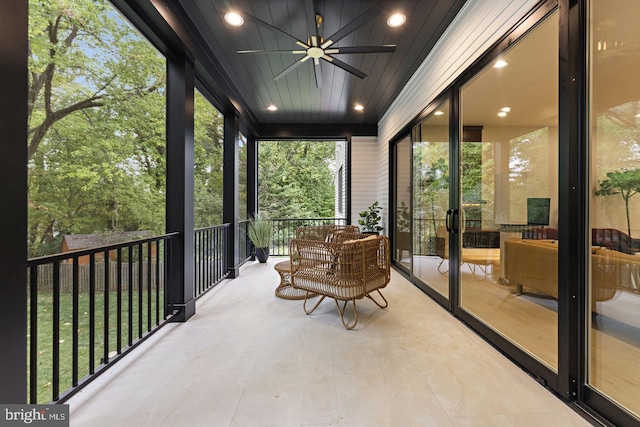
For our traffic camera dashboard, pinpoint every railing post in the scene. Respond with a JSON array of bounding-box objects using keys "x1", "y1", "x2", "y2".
[
  {"x1": 0, "y1": 0, "x2": 28, "y2": 403},
  {"x1": 166, "y1": 52, "x2": 196, "y2": 322},
  {"x1": 223, "y1": 113, "x2": 240, "y2": 277}
]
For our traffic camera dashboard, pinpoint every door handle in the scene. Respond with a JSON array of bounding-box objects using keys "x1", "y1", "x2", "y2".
[
  {"x1": 445, "y1": 209, "x2": 453, "y2": 233},
  {"x1": 447, "y1": 209, "x2": 460, "y2": 233}
]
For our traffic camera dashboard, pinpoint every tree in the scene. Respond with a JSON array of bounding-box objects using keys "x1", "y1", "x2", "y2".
[
  {"x1": 595, "y1": 168, "x2": 640, "y2": 237},
  {"x1": 193, "y1": 90, "x2": 224, "y2": 228},
  {"x1": 420, "y1": 157, "x2": 449, "y2": 237},
  {"x1": 258, "y1": 141, "x2": 336, "y2": 219},
  {"x1": 28, "y1": 0, "x2": 167, "y2": 257}
]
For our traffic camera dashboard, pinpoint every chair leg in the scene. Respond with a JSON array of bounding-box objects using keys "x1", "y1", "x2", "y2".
[
  {"x1": 365, "y1": 290, "x2": 388, "y2": 308},
  {"x1": 469, "y1": 263, "x2": 488, "y2": 281},
  {"x1": 303, "y1": 293, "x2": 325, "y2": 315},
  {"x1": 437, "y1": 258, "x2": 449, "y2": 274},
  {"x1": 335, "y1": 298, "x2": 358, "y2": 330}
]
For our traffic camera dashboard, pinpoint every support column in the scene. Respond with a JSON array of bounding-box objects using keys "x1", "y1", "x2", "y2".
[
  {"x1": 166, "y1": 53, "x2": 196, "y2": 322},
  {"x1": 0, "y1": 0, "x2": 28, "y2": 403},
  {"x1": 246, "y1": 133, "x2": 258, "y2": 259},
  {"x1": 223, "y1": 114, "x2": 240, "y2": 277}
]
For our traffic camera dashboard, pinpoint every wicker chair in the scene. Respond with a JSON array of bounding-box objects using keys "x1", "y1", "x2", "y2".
[
  {"x1": 295, "y1": 224, "x2": 361, "y2": 241},
  {"x1": 289, "y1": 235, "x2": 390, "y2": 329}
]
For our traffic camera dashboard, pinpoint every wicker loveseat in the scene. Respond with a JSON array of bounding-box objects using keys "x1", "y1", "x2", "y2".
[
  {"x1": 289, "y1": 234, "x2": 390, "y2": 329},
  {"x1": 295, "y1": 224, "x2": 360, "y2": 241}
]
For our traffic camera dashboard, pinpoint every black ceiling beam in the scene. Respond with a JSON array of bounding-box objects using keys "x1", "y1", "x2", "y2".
[{"x1": 257, "y1": 123, "x2": 377, "y2": 138}]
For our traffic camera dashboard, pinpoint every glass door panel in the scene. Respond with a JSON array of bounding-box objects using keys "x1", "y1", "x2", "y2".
[
  {"x1": 394, "y1": 136, "x2": 411, "y2": 269},
  {"x1": 588, "y1": 0, "x2": 640, "y2": 417},
  {"x1": 459, "y1": 12, "x2": 559, "y2": 370},
  {"x1": 412, "y1": 100, "x2": 450, "y2": 298}
]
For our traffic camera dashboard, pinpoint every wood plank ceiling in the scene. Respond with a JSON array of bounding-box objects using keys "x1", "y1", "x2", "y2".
[{"x1": 170, "y1": 0, "x2": 467, "y2": 128}]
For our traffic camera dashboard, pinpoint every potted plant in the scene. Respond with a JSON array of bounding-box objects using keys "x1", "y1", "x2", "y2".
[
  {"x1": 248, "y1": 212, "x2": 273, "y2": 263},
  {"x1": 396, "y1": 201, "x2": 411, "y2": 256},
  {"x1": 358, "y1": 201, "x2": 383, "y2": 234}
]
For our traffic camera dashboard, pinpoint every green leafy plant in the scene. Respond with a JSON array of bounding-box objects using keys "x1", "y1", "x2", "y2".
[
  {"x1": 421, "y1": 158, "x2": 449, "y2": 236},
  {"x1": 248, "y1": 212, "x2": 273, "y2": 248},
  {"x1": 358, "y1": 201, "x2": 383, "y2": 233},
  {"x1": 397, "y1": 201, "x2": 411, "y2": 233},
  {"x1": 595, "y1": 168, "x2": 640, "y2": 237}
]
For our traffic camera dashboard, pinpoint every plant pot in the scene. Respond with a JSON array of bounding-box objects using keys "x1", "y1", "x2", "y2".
[
  {"x1": 255, "y1": 247, "x2": 269, "y2": 263},
  {"x1": 361, "y1": 231, "x2": 380, "y2": 236},
  {"x1": 426, "y1": 236, "x2": 438, "y2": 256}
]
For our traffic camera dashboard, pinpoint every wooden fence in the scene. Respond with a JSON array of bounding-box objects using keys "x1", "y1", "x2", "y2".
[{"x1": 30, "y1": 262, "x2": 164, "y2": 293}]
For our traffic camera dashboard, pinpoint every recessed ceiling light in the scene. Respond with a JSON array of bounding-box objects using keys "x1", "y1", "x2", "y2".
[
  {"x1": 493, "y1": 59, "x2": 508, "y2": 68},
  {"x1": 224, "y1": 12, "x2": 244, "y2": 26},
  {"x1": 267, "y1": 104, "x2": 278, "y2": 111},
  {"x1": 354, "y1": 104, "x2": 364, "y2": 111},
  {"x1": 501, "y1": 107, "x2": 511, "y2": 112},
  {"x1": 387, "y1": 13, "x2": 406, "y2": 27},
  {"x1": 497, "y1": 111, "x2": 507, "y2": 117},
  {"x1": 434, "y1": 111, "x2": 444, "y2": 116}
]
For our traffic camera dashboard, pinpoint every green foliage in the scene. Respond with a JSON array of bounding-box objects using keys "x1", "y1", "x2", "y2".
[
  {"x1": 27, "y1": 0, "x2": 167, "y2": 257},
  {"x1": 358, "y1": 201, "x2": 383, "y2": 232},
  {"x1": 193, "y1": 90, "x2": 224, "y2": 228},
  {"x1": 247, "y1": 212, "x2": 273, "y2": 248},
  {"x1": 420, "y1": 157, "x2": 449, "y2": 234},
  {"x1": 595, "y1": 168, "x2": 640, "y2": 236},
  {"x1": 258, "y1": 140, "x2": 337, "y2": 218},
  {"x1": 396, "y1": 201, "x2": 410, "y2": 232}
]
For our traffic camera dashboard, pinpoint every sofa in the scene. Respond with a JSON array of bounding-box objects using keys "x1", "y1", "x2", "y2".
[{"x1": 503, "y1": 238, "x2": 640, "y2": 302}]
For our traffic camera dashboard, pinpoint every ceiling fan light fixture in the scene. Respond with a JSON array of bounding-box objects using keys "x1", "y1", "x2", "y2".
[
  {"x1": 354, "y1": 104, "x2": 364, "y2": 111},
  {"x1": 224, "y1": 12, "x2": 244, "y2": 26},
  {"x1": 387, "y1": 13, "x2": 406, "y2": 28}
]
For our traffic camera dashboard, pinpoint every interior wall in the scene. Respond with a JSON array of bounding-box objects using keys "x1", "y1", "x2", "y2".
[{"x1": 376, "y1": 0, "x2": 541, "y2": 232}]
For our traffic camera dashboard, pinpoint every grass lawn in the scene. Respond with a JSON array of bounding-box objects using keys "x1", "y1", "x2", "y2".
[{"x1": 28, "y1": 288, "x2": 165, "y2": 404}]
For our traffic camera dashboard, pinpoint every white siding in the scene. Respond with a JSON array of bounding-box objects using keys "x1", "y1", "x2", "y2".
[
  {"x1": 351, "y1": 136, "x2": 379, "y2": 228},
  {"x1": 376, "y1": 0, "x2": 540, "y2": 232}
]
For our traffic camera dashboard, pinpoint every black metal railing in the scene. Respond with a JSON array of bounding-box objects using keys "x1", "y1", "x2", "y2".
[
  {"x1": 268, "y1": 217, "x2": 348, "y2": 256},
  {"x1": 412, "y1": 218, "x2": 495, "y2": 255},
  {"x1": 194, "y1": 224, "x2": 230, "y2": 299},
  {"x1": 26, "y1": 233, "x2": 179, "y2": 404}
]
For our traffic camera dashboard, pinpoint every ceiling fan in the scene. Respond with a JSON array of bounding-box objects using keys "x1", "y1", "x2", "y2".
[{"x1": 233, "y1": 0, "x2": 396, "y2": 88}]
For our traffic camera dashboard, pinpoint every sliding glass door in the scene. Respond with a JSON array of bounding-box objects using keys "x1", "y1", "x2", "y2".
[
  {"x1": 412, "y1": 99, "x2": 451, "y2": 299},
  {"x1": 458, "y1": 11, "x2": 560, "y2": 371},
  {"x1": 393, "y1": 136, "x2": 411, "y2": 269},
  {"x1": 588, "y1": 0, "x2": 640, "y2": 417}
]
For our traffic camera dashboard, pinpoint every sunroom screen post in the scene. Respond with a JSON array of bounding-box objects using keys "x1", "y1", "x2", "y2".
[
  {"x1": 0, "y1": 0, "x2": 28, "y2": 403},
  {"x1": 166, "y1": 54, "x2": 196, "y2": 322},
  {"x1": 224, "y1": 114, "x2": 240, "y2": 278}
]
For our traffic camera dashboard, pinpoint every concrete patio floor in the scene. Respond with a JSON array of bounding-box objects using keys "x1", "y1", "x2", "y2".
[{"x1": 67, "y1": 257, "x2": 593, "y2": 426}]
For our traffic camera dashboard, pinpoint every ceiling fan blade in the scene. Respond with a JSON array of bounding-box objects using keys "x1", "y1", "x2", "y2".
[
  {"x1": 313, "y1": 58, "x2": 323, "y2": 88},
  {"x1": 273, "y1": 57, "x2": 307, "y2": 81},
  {"x1": 323, "y1": 3, "x2": 384, "y2": 47},
  {"x1": 304, "y1": 0, "x2": 319, "y2": 44},
  {"x1": 322, "y1": 56, "x2": 367, "y2": 79},
  {"x1": 242, "y1": 12, "x2": 305, "y2": 46},
  {"x1": 329, "y1": 45, "x2": 396, "y2": 54},
  {"x1": 237, "y1": 49, "x2": 307, "y2": 54}
]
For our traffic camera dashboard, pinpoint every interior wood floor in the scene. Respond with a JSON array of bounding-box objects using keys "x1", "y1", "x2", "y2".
[{"x1": 410, "y1": 255, "x2": 640, "y2": 417}]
